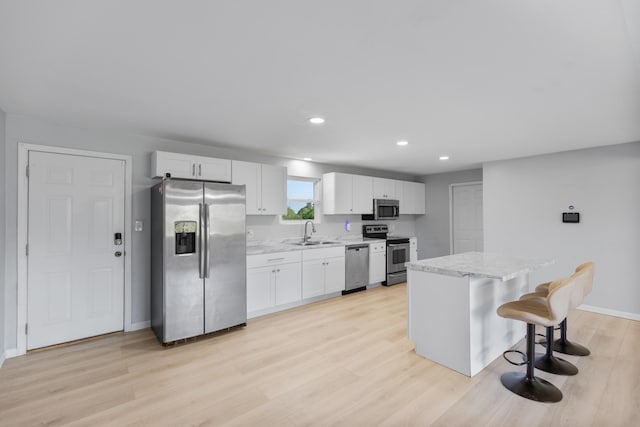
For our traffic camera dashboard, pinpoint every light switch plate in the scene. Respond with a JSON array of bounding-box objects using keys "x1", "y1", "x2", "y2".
[{"x1": 134, "y1": 220, "x2": 144, "y2": 232}]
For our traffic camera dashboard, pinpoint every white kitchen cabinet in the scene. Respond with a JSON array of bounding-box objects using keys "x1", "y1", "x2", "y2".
[
  {"x1": 400, "y1": 181, "x2": 426, "y2": 214},
  {"x1": 274, "y1": 262, "x2": 302, "y2": 305},
  {"x1": 232, "y1": 160, "x2": 287, "y2": 215},
  {"x1": 247, "y1": 251, "x2": 302, "y2": 314},
  {"x1": 369, "y1": 241, "x2": 387, "y2": 285},
  {"x1": 410, "y1": 237, "x2": 418, "y2": 262},
  {"x1": 373, "y1": 177, "x2": 397, "y2": 200},
  {"x1": 302, "y1": 247, "x2": 346, "y2": 297},
  {"x1": 247, "y1": 266, "x2": 275, "y2": 312},
  {"x1": 151, "y1": 151, "x2": 231, "y2": 182},
  {"x1": 301, "y1": 258, "x2": 325, "y2": 299},
  {"x1": 322, "y1": 172, "x2": 373, "y2": 214}
]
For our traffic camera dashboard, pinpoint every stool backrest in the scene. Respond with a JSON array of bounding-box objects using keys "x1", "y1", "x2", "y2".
[
  {"x1": 574, "y1": 261, "x2": 595, "y2": 297},
  {"x1": 546, "y1": 277, "x2": 575, "y2": 323}
]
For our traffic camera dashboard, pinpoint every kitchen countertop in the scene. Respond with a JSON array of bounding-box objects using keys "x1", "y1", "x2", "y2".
[
  {"x1": 247, "y1": 235, "x2": 386, "y2": 255},
  {"x1": 405, "y1": 251, "x2": 554, "y2": 281}
]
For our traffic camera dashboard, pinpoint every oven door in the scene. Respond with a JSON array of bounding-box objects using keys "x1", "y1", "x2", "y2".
[{"x1": 387, "y1": 243, "x2": 409, "y2": 274}]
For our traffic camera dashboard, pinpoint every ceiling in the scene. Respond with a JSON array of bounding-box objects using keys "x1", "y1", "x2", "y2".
[{"x1": 1, "y1": 1, "x2": 639, "y2": 175}]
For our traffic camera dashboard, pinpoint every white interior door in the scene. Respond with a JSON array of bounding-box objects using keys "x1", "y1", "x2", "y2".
[
  {"x1": 27, "y1": 151, "x2": 126, "y2": 350},
  {"x1": 451, "y1": 183, "x2": 483, "y2": 254}
]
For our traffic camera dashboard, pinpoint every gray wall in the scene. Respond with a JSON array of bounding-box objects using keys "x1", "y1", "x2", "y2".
[
  {"x1": 484, "y1": 142, "x2": 640, "y2": 317},
  {"x1": 0, "y1": 108, "x2": 5, "y2": 363},
  {"x1": 2, "y1": 114, "x2": 420, "y2": 351},
  {"x1": 415, "y1": 169, "x2": 483, "y2": 259}
]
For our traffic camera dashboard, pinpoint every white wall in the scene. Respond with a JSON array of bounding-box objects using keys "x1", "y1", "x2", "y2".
[
  {"x1": 2, "y1": 114, "x2": 419, "y2": 351},
  {"x1": 484, "y1": 142, "x2": 640, "y2": 318},
  {"x1": 415, "y1": 169, "x2": 483, "y2": 259},
  {"x1": 0, "y1": 108, "x2": 6, "y2": 365}
]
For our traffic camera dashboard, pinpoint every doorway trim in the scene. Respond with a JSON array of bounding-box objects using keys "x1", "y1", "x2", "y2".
[
  {"x1": 449, "y1": 181, "x2": 483, "y2": 255},
  {"x1": 16, "y1": 143, "x2": 133, "y2": 356}
]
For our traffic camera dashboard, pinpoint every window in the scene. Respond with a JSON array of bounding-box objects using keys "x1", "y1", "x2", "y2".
[{"x1": 281, "y1": 177, "x2": 319, "y2": 223}]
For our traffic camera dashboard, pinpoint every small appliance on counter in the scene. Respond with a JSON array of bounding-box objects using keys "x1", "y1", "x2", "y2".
[
  {"x1": 151, "y1": 179, "x2": 247, "y2": 344},
  {"x1": 363, "y1": 224, "x2": 410, "y2": 286}
]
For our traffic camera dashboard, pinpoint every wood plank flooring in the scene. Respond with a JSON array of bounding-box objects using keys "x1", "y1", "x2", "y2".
[{"x1": 1, "y1": 284, "x2": 638, "y2": 426}]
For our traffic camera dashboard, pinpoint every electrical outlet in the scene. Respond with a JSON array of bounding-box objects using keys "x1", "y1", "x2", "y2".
[{"x1": 134, "y1": 220, "x2": 143, "y2": 232}]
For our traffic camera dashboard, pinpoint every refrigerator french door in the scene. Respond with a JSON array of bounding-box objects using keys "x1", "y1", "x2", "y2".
[{"x1": 151, "y1": 179, "x2": 247, "y2": 343}]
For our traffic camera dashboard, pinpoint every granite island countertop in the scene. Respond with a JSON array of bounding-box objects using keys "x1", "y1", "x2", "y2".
[{"x1": 405, "y1": 251, "x2": 554, "y2": 281}]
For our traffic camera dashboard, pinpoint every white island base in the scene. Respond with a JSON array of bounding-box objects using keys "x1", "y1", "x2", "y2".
[{"x1": 406, "y1": 252, "x2": 554, "y2": 377}]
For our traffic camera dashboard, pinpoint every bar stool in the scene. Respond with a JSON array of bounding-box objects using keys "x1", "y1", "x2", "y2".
[
  {"x1": 496, "y1": 276, "x2": 575, "y2": 402},
  {"x1": 531, "y1": 262, "x2": 595, "y2": 356}
]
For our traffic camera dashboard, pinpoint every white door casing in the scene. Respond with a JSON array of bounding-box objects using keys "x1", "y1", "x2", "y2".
[
  {"x1": 17, "y1": 143, "x2": 133, "y2": 355},
  {"x1": 450, "y1": 182, "x2": 483, "y2": 254}
]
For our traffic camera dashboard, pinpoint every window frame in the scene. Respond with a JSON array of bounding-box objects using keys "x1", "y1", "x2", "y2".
[{"x1": 279, "y1": 176, "x2": 321, "y2": 225}]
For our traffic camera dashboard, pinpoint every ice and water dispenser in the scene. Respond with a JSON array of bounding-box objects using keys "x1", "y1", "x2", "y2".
[{"x1": 174, "y1": 221, "x2": 197, "y2": 255}]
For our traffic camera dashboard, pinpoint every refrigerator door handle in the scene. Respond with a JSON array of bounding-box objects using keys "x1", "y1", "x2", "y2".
[
  {"x1": 199, "y1": 203, "x2": 205, "y2": 279},
  {"x1": 204, "y1": 203, "x2": 211, "y2": 278}
]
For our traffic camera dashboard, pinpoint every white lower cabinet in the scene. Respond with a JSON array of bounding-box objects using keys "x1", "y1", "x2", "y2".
[
  {"x1": 275, "y1": 262, "x2": 302, "y2": 305},
  {"x1": 247, "y1": 266, "x2": 275, "y2": 312},
  {"x1": 369, "y1": 241, "x2": 386, "y2": 285},
  {"x1": 302, "y1": 247, "x2": 346, "y2": 298},
  {"x1": 247, "y1": 251, "x2": 302, "y2": 315},
  {"x1": 410, "y1": 237, "x2": 418, "y2": 262}
]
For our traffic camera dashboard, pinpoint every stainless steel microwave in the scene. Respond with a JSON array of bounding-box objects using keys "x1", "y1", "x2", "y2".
[{"x1": 371, "y1": 199, "x2": 400, "y2": 220}]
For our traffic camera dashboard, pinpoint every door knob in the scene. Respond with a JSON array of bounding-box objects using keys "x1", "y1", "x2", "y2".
[{"x1": 115, "y1": 251, "x2": 123, "y2": 257}]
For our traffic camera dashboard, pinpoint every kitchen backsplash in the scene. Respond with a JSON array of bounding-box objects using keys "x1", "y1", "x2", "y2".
[{"x1": 246, "y1": 214, "x2": 417, "y2": 241}]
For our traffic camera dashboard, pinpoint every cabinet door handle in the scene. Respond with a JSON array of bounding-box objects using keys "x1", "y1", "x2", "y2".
[
  {"x1": 198, "y1": 164, "x2": 202, "y2": 176},
  {"x1": 277, "y1": 269, "x2": 280, "y2": 272},
  {"x1": 268, "y1": 258, "x2": 285, "y2": 262},
  {"x1": 192, "y1": 164, "x2": 196, "y2": 176}
]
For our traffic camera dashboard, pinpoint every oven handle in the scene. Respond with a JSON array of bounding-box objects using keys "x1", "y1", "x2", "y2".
[{"x1": 388, "y1": 243, "x2": 409, "y2": 248}]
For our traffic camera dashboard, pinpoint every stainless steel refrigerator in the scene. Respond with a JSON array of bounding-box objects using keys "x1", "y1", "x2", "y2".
[{"x1": 151, "y1": 179, "x2": 246, "y2": 343}]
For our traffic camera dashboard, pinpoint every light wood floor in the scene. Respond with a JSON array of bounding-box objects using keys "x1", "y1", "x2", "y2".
[{"x1": 1, "y1": 284, "x2": 638, "y2": 426}]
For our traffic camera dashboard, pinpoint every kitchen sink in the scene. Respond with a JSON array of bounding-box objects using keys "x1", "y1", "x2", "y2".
[{"x1": 291, "y1": 241, "x2": 341, "y2": 246}]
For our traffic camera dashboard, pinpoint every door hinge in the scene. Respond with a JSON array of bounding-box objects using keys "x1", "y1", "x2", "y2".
[
  {"x1": 25, "y1": 323, "x2": 28, "y2": 335},
  {"x1": 26, "y1": 165, "x2": 30, "y2": 178},
  {"x1": 25, "y1": 244, "x2": 28, "y2": 256}
]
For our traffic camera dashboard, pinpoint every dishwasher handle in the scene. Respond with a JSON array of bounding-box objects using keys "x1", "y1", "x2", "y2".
[{"x1": 346, "y1": 244, "x2": 369, "y2": 251}]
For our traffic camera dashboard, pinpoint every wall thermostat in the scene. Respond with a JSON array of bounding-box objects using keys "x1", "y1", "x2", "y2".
[{"x1": 562, "y1": 212, "x2": 580, "y2": 223}]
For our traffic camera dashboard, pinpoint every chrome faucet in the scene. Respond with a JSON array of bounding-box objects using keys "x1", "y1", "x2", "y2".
[{"x1": 303, "y1": 220, "x2": 316, "y2": 243}]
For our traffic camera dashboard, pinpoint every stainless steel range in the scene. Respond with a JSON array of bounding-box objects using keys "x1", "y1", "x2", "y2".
[{"x1": 363, "y1": 224, "x2": 410, "y2": 286}]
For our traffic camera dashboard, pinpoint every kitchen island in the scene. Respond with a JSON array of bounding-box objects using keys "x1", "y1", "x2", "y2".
[{"x1": 405, "y1": 252, "x2": 554, "y2": 377}]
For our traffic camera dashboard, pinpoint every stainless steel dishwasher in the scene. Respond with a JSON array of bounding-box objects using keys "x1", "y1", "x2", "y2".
[{"x1": 344, "y1": 244, "x2": 369, "y2": 294}]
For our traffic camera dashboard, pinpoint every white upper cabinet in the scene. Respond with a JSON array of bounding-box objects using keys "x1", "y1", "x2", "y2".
[
  {"x1": 352, "y1": 174, "x2": 374, "y2": 213},
  {"x1": 400, "y1": 181, "x2": 426, "y2": 214},
  {"x1": 322, "y1": 172, "x2": 373, "y2": 214},
  {"x1": 151, "y1": 151, "x2": 231, "y2": 182},
  {"x1": 232, "y1": 160, "x2": 286, "y2": 215},
  {"x1": 373, "y1": 178, "x2": 397, "y2": 200}
]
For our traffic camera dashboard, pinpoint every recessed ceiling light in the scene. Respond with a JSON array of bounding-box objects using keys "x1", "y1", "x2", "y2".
[
  {"x1": 303, "y1": 157, "x2": 313, "y2": 161},
  {"x1": 439, "y1": 156, "x2": 450, "y2": 160},
  {"x1": 309, "y1": 117, "x2": 325, "y2": 124},
  {"x1": 396, "y1": 140, "x2": 409, "y2": 146}
]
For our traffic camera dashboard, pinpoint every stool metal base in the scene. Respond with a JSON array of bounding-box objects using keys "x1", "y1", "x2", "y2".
[
  {"x1": 551, "y1": 339, "x2": 591, "y2": 356},
  {"x1": 500, "y1": 372, "x2": 563, "y2": 403},
  {"x1": 534, "y1": 353, "x2": 578, "y2": 375}
]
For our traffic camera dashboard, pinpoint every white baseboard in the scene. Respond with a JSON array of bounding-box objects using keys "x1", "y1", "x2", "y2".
[
  {"x1": 578, "y1": 305, "x2": 640, "y2": 321},
  {"x1": 130, "y1": 321, "x2": 151, "y2": 331},
  {"x1": 1, "y1": 348, "x2": 19, "y2": 367}
]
